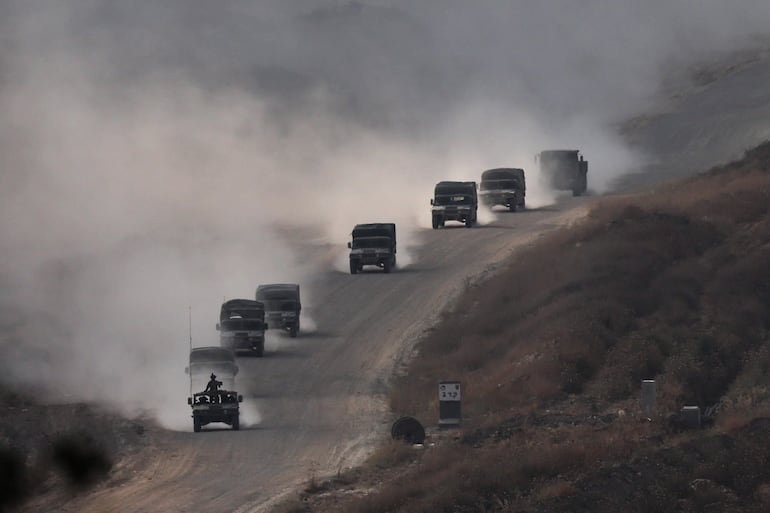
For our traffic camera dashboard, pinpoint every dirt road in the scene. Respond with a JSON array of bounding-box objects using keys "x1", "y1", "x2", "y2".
[{"x1": 31, "y1": 199, "x2": 587, "y2": 513}]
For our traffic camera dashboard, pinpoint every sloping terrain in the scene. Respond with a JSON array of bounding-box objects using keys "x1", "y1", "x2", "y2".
[{"x1": 291, "y1": 141, "x2": 770, "y2": 513}]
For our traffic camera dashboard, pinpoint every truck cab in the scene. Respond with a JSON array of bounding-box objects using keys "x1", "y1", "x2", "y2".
[
  {"x1": 479, "y1": 168, "x2": 526, "y2": 212},
  {"x1": 256, "y1": 283, "x2": 302, "y2": 338},
  {"x1": 535, "y1": 149, "x2": 588, "y2": 196},
  {"x1": 216, "y1": 299, "x2": 266, "y2": 356},
  {"x1": 431, "y1": 181, "x2": 478, "y2": 228},
  {"x1": 347, "y1": 223, "x2": 397, "y2": 274}
]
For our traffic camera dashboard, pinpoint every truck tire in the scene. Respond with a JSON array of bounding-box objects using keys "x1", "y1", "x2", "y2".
[
  {"x1": 465, "y1": 217, "x2": 474, "y2": 228},
  {"x1": 432, "y1": 215, "x2": 440, "y2": 229},
  {"x1": 232, "y1": 415, "x2": 240, "y2": 431},
  {"x1": 193, "y1": 418, "x2": 201, "y2": 433},
  {"x1": 383, "y1": 258, "x2": 392, "y2": 273},
  {"x1": 350, "y1": 260, "x2": 358, "y2": 274},
  {"x1": 508, "y1": 202, "x2": 517, "y2": 212},
  {"x1": 289, "y1": 323, "x2": 298, "y2": 338},
  {"x1": 391, "y1": 416, "x2": 425, "y2": 444},
  {"x1": 255, "y1": 343, "x2": 264, "y2": 357}
]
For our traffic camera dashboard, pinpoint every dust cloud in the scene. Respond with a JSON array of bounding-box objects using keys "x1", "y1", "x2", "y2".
[{"x1": 1, "y1": 1, "x2": 770, "y2": 427}]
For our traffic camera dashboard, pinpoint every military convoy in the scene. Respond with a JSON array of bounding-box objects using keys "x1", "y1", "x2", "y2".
[
  {"x1": 217, "y1": 299, "x2": 266, "y2": 356},
  {"x1": 183, "y1": 146, "x2": 590, "y2": 433},
  {"x1": 256, "y1": 284, "x2": 302, "y2": 338},
  {"x1": 348, "y1": 223, "x2": 397, "y2": 274},
  {"x1": 536, "y1": 149, "x2": 588, "y2": 196},
  {"x1": 479, "y1": 168, "x2": 526, "y2": 212},
  {"x1": 430, "y1": 181, "x2": 478, "y2": 228}
]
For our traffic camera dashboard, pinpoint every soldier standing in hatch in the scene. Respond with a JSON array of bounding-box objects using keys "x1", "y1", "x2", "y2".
[{"x1": 204, "y1": 373, "x2": 222, "y2": 393}]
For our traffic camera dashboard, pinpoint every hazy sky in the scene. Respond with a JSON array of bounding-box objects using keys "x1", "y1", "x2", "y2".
[{"x1": 1, "y1": 1, "x2": 769, "y2": 427}]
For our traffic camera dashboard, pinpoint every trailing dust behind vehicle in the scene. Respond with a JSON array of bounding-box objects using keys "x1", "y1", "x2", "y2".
[{"x1": 536, "y1": 149, "x2": 589, "y2": 196}]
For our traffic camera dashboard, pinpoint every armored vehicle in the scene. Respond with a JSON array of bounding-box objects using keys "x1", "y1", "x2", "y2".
[
  {"x1": 430, "y1": 181, "x2": 478, "y2": 228},
  {"x1": 217, "y1": 299, "x2": 266, "y2": 356},
  {"x1": 536, "y1": 149, "x2": 588, "y2": 196},
  {"x1": 255, "y1": 283, "x2": 301, "y2": 338},
  {"x1": 479, "y1": 168, "x2": 526, "y2": 212},
  {"x1": 188, "y1": 389, "x2": 243, "y2": 432},
  {"x1": 347, "y1": 223, "x2": 397, "y2": 274}
]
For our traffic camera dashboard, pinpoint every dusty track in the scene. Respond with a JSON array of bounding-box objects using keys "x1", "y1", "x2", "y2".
[{"x1": 37, "y1": 200, "x2": 589, "y2": 513}]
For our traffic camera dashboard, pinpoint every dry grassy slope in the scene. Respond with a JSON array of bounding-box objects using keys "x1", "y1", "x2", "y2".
[{"x1": 291, "y1": 141, "x2": 770, "y2": 513}]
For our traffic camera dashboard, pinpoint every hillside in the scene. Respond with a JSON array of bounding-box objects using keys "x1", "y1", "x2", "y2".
[{"x1": 286, "y1": 141, "x2": 770, "y2": 513}]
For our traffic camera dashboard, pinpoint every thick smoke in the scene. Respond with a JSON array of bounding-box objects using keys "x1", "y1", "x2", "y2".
[{"x1": 1, "y1": 0, "x2": 770, "y2": 428}]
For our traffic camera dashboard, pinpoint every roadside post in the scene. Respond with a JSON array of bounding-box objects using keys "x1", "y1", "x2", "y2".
[
  {"x1": 641, "y1": 379, "x2": 657, "y2": 418},
  {"x1": 438, "y1": 381, "x2": 461, "y2": 428},
  {"x1": 680, "y1": 406, "x2": 701, "y2": 429}
]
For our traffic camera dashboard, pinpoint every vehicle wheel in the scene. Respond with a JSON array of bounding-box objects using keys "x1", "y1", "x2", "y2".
[
  {"x1": 193, "y1": 418, "x2": 201, "y2": 433},
  {"x1": 255, "y1": 344, "x2": 264, "y2": 357},
  {"x1": 383, "y1": 259, "x2": 392, "y2": 273},
  {"x1": 289, "y1": 324, "x2": 298, "y2": 338},
  {"x1": 508, "y1": 203, "x2": 517, "y2": 212},
  {"x1": 572, "y1": 188, "x2": 582, "y2": 197},
  {"x1": 232, "y1": 415, "x2": 240, "y2": 431},
  {"x1": 350, "y1": 260, "x2": 358, "y2": 274},
  {"x1": 465, "y1": 217, "x2": 474, "y2": 228},
  {"x1": 432, "y1": 216, "x2": 440, "y2": 229}
]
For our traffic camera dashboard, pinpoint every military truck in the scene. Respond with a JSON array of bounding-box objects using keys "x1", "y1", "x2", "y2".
[
  {"x1": 479, "y1": 168, "x2": 526, "y2": 212},
  {"x1": 217, "y1": 299, "x2": 266, "y2": 356},
  {"x1": 188, "y1": 389, "x2": 243, "y2": 432},
  {"x1": 535, "y1": 149, "x2": 588, "y2": 196},
  {"x1": 255, "y1": 283, "x2": 301, "y2": 338},
  {"x1": 430, "y1": 181, "x2": 478, "y2": 228},
  {"x1": 347, "y1": 223, "x2": 397, "y2": 274},
  {"x1": 185, "y1": 346, "x2": 239, "y2": 391}
]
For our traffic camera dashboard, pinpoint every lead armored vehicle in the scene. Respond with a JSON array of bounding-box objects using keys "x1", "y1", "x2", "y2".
[
  {"x1": 188, "y1": 389, "x2": 243, "y2": 432},
  {"x1": 185, "y1": 347, "x2": 243, "y2": 432},
  {"x1": 535, "y1": 149, "x2": 588, "y2": 196},
  {"x1": 255, "y1": 283, "x2": 301, "y2": 338},
  {"x1": 430, "y1": 181, "x2": 478, "y2": 228},
  {"x1": 348, "y1": 223, "x2": 397, "y2": 274},
  {"x1": 479, "y1": 168, "x2": 526, "y2": 212},
  {"x1": 217, "y1": 299, "x2": 266, "y2": 356}
]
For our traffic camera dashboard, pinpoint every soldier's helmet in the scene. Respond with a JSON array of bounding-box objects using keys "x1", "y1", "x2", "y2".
[{"x1": 210, "y1": 373, "x2": 216, "y2": 379}]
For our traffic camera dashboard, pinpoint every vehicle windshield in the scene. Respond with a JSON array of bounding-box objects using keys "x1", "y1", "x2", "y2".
[
  {"x1": 257, "y1": 290, "x2": 296, "y2": 301},
  {"x1": 189, "y1": 348, "x2": 235, "y2": 363},
  {"x1": 221, "y1": 319, "x2": 263, "y2": 331},
  {"x1": 480, "y1": 179, "x2": 518, "y2": 190},
  {"x1": 434, "y1": 194, "x2": 473, "y2": 205},
  {"x1": 352, "y1": 237, "x2": 391, "y2": 249},
  {"x1": 540, "y1": 152, "x2": 576, "y2": 163},
  {"x1": 194, "y1": 392, "x2": 238, "y2": 404},
  {"x1": 264, "y1": 300, "x2": 298, "y2": 311}
]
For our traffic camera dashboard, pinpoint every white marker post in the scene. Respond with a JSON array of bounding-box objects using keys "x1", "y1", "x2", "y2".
[
  {"x1": 641, "y1": 379, "x2": 657, "y2": 418},
  {"x1": 438, "y1": 381, "x2": 462, "y2": 428}
]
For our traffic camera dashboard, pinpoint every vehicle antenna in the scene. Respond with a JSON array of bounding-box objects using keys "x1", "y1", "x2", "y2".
[{"x1": 189, "y1": 306, "x2": 193, "y2": 400}]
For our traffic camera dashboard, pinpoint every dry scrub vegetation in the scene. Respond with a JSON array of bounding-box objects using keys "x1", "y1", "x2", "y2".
[{"x1": 289, "y1": 141, "x2": 770, "y2": 513}]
